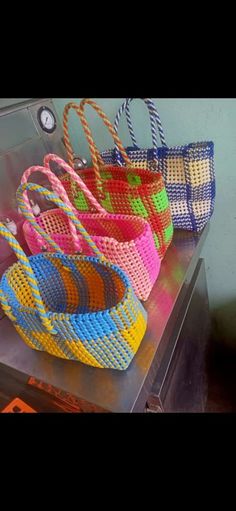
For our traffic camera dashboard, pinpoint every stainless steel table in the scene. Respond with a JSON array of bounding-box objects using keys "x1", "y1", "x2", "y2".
[{"x1": 0, "y1": 227, "x2": 211, "y2": 413}]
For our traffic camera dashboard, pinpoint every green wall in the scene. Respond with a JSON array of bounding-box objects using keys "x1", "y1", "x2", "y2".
[{"x1": 53, "y1": 98, "x2": 236, "y2": 347}]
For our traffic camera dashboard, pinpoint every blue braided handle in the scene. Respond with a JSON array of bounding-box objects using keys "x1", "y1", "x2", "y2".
[
  {"x1": 17, "y1": 182, "x2": 105, "y2": 260},
  {"x1": 0, "y1": 221, "x2": 57, "y2": 334},
  {"x1": 113, "y1": 98, "x2": 167, "y2": 164}
]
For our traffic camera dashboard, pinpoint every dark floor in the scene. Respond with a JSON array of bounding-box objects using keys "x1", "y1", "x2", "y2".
[
  {"x1": 205, "y1": 340, "x2": 236, "y2": 412},
  {"x1": 0, "y1": 339, "x2": 236, "y2": 412}
]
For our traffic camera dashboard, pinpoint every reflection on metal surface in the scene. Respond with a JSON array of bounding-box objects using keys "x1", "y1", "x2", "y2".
[
  {"x1": 0, "y1": 226, "x2": 209, "y2": 412},
  {"x1": 0, "y1": 99, "x2": 65, "y2": 278},
  {"x1": 61, "y1": 137, "x2": 87, "y2": 170},
  {"x1": 150, "y1": 260, "x2": 210, "y2": 412},
  {"x1": 0, "y1": 99, "x2": 35, "y2": 111},
  {"x1": 172, "y1": 229, "x2": 201, "y2": 251},
  {"x1": 73, "y1": 156, "x2": 87, "y2": 170},
  {"x1": 27, "y1": 377, "x2": 108, "y2": 413},
  {"x1": 3, "y1": 218, "x2": 17, "y2": 235},
  {"x1": 30, "y1": 200, "x2": 41, "y2": 217},
  {"x1": 0, "y1": 98, "x2": 66, "y2": 320},
  {"x1": 0, "y1": 109, "x2": 38, "y2": 152}
]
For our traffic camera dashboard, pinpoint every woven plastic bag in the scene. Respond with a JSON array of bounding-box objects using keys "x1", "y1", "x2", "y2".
[
  {"x1": 62, "y1": 98, "x2": 174, "y2": 260},
  {"x1": 100, "y1": 98, "x2": 215, "y2": 232},
  {"x1": 21, "y1": 156, "x2": 160, "y2": 301},
  {"x1": 0, "y1": 182, "x2": 147, "y2": 370}
]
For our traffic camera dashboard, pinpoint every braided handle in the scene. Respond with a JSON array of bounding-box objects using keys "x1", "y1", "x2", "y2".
[
  {"x1": 63, "y1": 101, "x2": 104, "y2": 167},
  {"x1": 63, "y1": 99, "x2": 132, "y2": 196},
  {"x1": 17, "y1": 183, "x2": 105, "y2": 260},
  {"x1": 21, "y1": 165, "x2": 80, "y2": 252},
  {"x1": 43, "y1": 154, "x2": 107, "y2": 215},
  {"x1": 0, "y1": 222, "x2": 57, "y2": 335},
  {"x1": 113, "y1": 99, "x2": 167, "y2": 164}
]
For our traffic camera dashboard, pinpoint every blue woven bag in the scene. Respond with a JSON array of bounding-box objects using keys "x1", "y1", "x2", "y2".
[
  {"x1": 100, "y1": 98, "x2": 215, "y2": 232},
  {"x1": 0, "y1": 182, "x2": 147, "y2": 371}
]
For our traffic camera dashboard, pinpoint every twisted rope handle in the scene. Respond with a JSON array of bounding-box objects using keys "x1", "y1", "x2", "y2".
[
  {"x1": 113, "y1": 98, "x2": 167, "y2": 164},
  {"x1": 17, "y1": 183, "x2": 106, "y2": 261},
  {"x1": 0, "y1": 222, "x2": 57, "y2": 335},
  {"x1": 43, "y1": 154, "x2": 107, "y2": 215},
  {"x1": 63, "y1": 101, "x2": 104, "y2": 169},
  {"x1": 21, "y1": 165, "x2": 80, "y2": 252},
  {"x1": 63, "y1": 99, "x2": 132, "y2": 197},
  {"x1": 0, "y1": 287, "x2": 16, "y2": 323}
]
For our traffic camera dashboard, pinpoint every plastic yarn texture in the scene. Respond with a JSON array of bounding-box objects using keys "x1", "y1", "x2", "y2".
[
  {"x1": 65, "y1": 165, "x2": 174, "y2": 261},
  {"x1": 22, "y1": 158, "x2": 161, "y2": 301},
  {"x1": 100, "y1": 98, "x2": 215, "y2": 232},
  {"x1": 61, "y1": 99, "x2": 174, "y2": 261},
  {"x1": 0, "y1": 185, "x2": 148, "y2": 370}
]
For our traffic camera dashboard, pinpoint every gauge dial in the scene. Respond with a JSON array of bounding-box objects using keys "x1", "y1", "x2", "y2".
[{"x1": 38, "y1": 106, "x2": 56, "y2": 133}]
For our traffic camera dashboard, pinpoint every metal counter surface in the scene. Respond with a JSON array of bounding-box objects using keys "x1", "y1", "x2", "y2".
[{"x1": 0, "y1": 226, "x2": 209, "y2": 413}]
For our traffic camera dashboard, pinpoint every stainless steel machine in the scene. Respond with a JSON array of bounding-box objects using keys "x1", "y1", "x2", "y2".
[
  {"x1": 0, "y1": 98, "x2": 88, "y2": 319},
  {"x1": 0, "y1": 99, "x2": 211, "y2": 412},
  {"x1": 0, "y1": 99, "x2": 66, "y2": 292}
]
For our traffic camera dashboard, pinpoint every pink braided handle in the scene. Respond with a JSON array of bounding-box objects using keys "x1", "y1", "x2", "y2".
[
  {"x1": 43, "y1": 154, "x2": 107, "y2": 215},
  {"x1": 21, "y1": 165, "x2": 81, "y2": 252}
]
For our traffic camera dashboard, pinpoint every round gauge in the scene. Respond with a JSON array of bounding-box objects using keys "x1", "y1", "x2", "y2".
[{"x1": 37, "y1": 106, "x2": 57, "y2": 133}]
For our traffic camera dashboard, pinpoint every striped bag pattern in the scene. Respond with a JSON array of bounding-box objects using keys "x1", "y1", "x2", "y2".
[
  {"x1": 100, "y1": 98, "x2": 215, "y2": 232},
  {"x1": 0, "y1": 183, "x2": 147, "y2": 371},
  {"x1": 21, "y1": 156, "x2": 160, "y2": 301},
  {"x1": 62, "y1": 98, "x2": 174, "y2": 260}
]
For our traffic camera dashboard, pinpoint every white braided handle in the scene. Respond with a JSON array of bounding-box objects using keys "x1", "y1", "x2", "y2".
[{"x1": 114, "y1": 98, "x2": 167, "y2": 149}]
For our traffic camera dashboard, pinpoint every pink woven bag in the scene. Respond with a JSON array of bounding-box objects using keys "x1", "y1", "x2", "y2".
[{"x1": 21, "y1": 154, "x2": 161, "y2": 301}]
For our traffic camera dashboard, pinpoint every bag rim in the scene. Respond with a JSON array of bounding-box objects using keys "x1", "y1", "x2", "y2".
[{"x1": 0, "y1": 252, "x2": 139, "y2": 320}]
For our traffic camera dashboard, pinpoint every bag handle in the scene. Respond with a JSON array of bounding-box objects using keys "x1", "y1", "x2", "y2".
[
  {"x1": 43, "y1": 154, "x2": 107, "y2": 215},
  {"x1": 17, "y1": 183, "x2": 106, "y2": 261},
  {"x1": 0, "y1": 222, "x2": 57, "y2": 335},
  {"x1": 63, "y1": 99, "x2": 132, "y2": 197},
  {"x1": 63, "y1": 102, "x2": 104, "y2": 169},
  {"x1": 21, "y1": 165, "x2": 81, "y2": 252},
  {"x1": 113, "y1": 99, "x2": 167, "y2": 163}
]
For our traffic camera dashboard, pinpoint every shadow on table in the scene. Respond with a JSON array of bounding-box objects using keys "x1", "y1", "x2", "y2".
[{"x1": 206, "y1": 302, "x2": 236, "y2": 412}]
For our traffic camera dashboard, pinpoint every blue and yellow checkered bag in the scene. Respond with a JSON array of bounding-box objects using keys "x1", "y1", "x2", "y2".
[
  {"x1": 101, "y1": 98, "x2": 215, "y2": 232},
  {"x1": 0, "y1": 183, "x2": 147, "y2": 371}
]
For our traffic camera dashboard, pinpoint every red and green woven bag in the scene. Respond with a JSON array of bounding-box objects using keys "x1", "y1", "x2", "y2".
[{"x1": 62, "y1": 98, "x2": 173, "y2": 260}]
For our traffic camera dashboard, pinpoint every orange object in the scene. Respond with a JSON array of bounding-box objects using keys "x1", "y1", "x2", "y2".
[
  {"x1": 28, "y1": 377, "x2": 108, "y2": 412},
  {"x1": 1, "y1": 397, "x2": 37, "y2": 413}
]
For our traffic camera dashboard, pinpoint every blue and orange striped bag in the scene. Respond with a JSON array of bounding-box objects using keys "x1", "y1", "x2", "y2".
[{"x1": 0, "y1": 182, "x2": 147, "y2": 371}]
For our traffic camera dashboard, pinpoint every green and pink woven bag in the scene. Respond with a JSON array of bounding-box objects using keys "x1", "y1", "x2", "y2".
[
  {"x1": 21, "y1": 156, "x2": 160, "y2": 301},
  {"x1": 61, "y1": 98, "x2": 174, "y2": 260}
]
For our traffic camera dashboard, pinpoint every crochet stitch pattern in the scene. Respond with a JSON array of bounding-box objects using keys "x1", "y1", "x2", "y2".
[
  {"x1": 62, "y1": 99, "x2": 173, "y2": 259},
  {"x1": 22, "y1": 157, "x2": 160, "y2": 301},
  {"x1": 0, "y1": 182, "x2": 148, "y2": 370},
  {"x1": 101, "y1": 98, "x2": 215, "y2": 232}
]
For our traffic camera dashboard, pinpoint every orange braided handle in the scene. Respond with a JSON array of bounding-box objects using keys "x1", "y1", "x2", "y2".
[
  {"x1": 63, "y1": 99, "x2": 132, "y2": 196},
  {"x1": 63, "y1": 101, "x2": 104, "y2": 169},
  {"x1": 79, "y1": 98, "x2": 132, "y2": 166}
]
